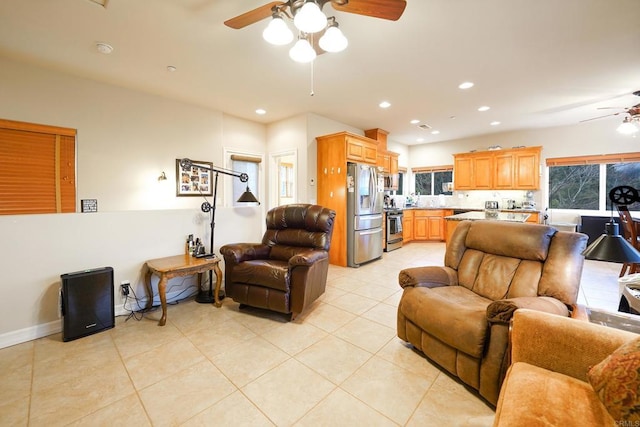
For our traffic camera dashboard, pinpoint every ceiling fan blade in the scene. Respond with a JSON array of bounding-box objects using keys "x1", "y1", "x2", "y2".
[
  {"x1": 596, "y1": 107, "x2": 628, "y2": 110},
  {"x1": 224, "y1": 2, "x2": 285, "y2": 29},
  {"x1": 579, "y1": 112, "x2": 621, "y2": 123},
  {"x1": 331, "y1": 0, "x2": 407, "y2": 21}
]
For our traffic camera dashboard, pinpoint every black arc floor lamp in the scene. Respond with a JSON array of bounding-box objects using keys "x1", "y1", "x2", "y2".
[
  {"x1": 179, "y1": 158, "x2": 260, "y2": 304},
  {"x1": 582, "y1": 185, "x2": 640, "y2": 264}
]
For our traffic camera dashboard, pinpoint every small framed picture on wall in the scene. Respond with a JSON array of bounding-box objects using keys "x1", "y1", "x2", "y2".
[{"x1": 176, "y1": 159, "x2": 213, "y2": 196}]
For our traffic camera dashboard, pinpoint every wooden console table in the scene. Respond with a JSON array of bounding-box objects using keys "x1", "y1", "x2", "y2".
[{"x1": 144, "y1": 254, "x2": 222, "y2": 326}]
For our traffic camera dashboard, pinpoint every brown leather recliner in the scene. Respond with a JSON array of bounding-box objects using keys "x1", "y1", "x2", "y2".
[
  {"x1": 397, "y1": 220, "x2": 588, "y2": 405},
  {"x1": 220, "y1": 204, "x2": 336, "y2": 320}
]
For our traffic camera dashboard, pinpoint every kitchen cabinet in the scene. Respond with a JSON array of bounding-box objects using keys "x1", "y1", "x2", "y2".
[
  {"x1": 454, "y1": 146, "x2": 541, "y2": 190},
  {"x1": 402, "y1": 210, "x2": 414, "y2": 242},
  {"x1": 346, "y1": 135, "x2": 377, "y2": 165},
  {"x1": 493, "y1": 147, "x2": 541, "y2": 190},
  {"x1": 454, "y1": 153, "x2": 493, "y2": 190},
  {"x1": 404, "y1": 209, "x2": 448, "y2": 242},
  {"x1": 377, "y1": 151, "x2": 391, "y2": 172}
]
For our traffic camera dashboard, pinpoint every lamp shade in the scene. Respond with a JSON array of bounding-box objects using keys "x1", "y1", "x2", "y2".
[
  {"x1": 263, "y1": 16, "x2": 294, "y2": 45},
  {"x1": 582, "y1": 222, "x2": 640, "y2": 263},
  {"x1": 293, "y1": 1, "x2": 327, "y2": 33},
  {"x1": 237, "y1": 186, "x2": 260, "y2": 204},
  {"x1": 617, "y1": 118, "x2": 639, "y2": 135},
  {"x1": 289, "y1": 38, "x2": 316, "y2": 63},
  {"x1": 319, "y1": 24, "x2": 348, "y2": 53}
]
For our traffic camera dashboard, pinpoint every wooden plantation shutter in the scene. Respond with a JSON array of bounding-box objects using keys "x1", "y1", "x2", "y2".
[{"x1": 0, "y1": 119, "x2": 76, "y2": 215}]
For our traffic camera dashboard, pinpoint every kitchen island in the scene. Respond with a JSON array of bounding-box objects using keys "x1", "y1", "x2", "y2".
[{"x1": 444, "y1": 211, "x2": 531, "y2": 243}]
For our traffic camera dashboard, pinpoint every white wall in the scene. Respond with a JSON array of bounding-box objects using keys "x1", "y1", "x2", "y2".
[{"x1": 0, "y1": 57, "x2": 265, "y2": 347}]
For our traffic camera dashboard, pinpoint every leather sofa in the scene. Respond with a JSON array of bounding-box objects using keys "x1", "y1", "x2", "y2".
[
  {"x1": 220, "y1": 204, "x2": 336, "y2": 320},
  {"x1": 397, "y1": 220, "x2": 588, "y2": 405},
  {"x1": 494, "y1": 309, "x2": 637, "y2": 426}
]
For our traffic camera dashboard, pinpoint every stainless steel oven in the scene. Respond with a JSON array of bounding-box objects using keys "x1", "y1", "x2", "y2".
[{"x1": 385, "y1": 209, "x2": 403, "y2": 252}]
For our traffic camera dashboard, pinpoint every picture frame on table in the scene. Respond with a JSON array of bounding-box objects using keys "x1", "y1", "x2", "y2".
[{"x1": 176, "y1": 159, "x2": 212, "y2": 196}]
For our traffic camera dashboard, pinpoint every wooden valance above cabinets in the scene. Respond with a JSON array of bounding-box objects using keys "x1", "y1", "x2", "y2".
[{"x1": 453, "y1": 146, "x2": 542, "y2": 190}]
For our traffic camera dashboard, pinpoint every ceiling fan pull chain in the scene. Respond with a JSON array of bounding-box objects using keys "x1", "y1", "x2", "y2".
[
  {"x1": 310, "y1": 56, "x2": 315, "y2": 96},
  {"x1": 310, "y1": 33, "x2": 315, "y2": 96}
]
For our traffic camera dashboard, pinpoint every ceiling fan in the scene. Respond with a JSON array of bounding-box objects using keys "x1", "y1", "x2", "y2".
[
  {"x1": 580, "y1": 90, "x2": 640, "y2": 135},
  {"x1": 224, "y1": 0, "x2": 407, "y2": 63}
]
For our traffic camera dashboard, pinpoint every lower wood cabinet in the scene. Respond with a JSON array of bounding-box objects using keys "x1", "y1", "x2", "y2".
[{"x1": 403, "y1": 209, "x2": 451, "y2": 242}]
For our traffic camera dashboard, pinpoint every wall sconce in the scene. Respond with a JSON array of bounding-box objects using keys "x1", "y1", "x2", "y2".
[{"x1": 158, "y1": 171, "x2": 167, "y2": 181}]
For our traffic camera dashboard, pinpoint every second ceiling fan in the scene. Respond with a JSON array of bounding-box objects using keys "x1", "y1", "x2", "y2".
[{"x1": 224, "y1": 0, "x2": 407, "y2": 63}]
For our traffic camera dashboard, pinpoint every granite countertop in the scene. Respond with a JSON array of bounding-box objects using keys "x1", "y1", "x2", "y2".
[
  {"x1": 444, "y1": 211, "x2": 531, "y2": 222},
  {"x1": 400, "y1": 206, "x2": 540, "y2": 213}
]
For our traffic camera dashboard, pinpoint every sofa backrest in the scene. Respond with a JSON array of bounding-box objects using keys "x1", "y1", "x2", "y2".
[
  {"x1": 445, "y1": 220, "x2": 588, "y2": 305},
  {"x1": 262, "y1": 204, "x2": 336, "y2": 256}
]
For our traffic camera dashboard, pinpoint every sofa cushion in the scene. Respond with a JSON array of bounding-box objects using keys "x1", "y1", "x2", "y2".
[
  {"x1": 588, "y1": 336, "x2": 640, "y2": 422},
  {"x1": 495, "y1": 362, "x2": 614, "y2": 426},
  {"x1": 399, "y1": 286, "x2": 491, "y2": 358}
]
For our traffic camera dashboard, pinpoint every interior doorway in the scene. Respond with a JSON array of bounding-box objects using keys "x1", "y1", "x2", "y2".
[{"x1": 269, "y1": 150, "x2": 297, "y2": 209}]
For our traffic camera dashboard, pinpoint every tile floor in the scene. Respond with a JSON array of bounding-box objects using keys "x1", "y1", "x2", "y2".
[{"x1": 0, "y1": 242, "x2": 624, "y2": 426}]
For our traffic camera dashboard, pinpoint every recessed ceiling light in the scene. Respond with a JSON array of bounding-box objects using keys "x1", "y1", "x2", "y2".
[
  {"x1": 478, "y1": 106, "x2": 490, "y2": 112},
  {"x1": 95, "y1": 42, "x2": 113, "y2": 54},
  {"x1": 410, "y1": 119, "x2": 420, "y2": 124},
  {"x1": 458, "y1": 82, "x2": 474, "y2": 89},
  {"x1": 167, "y1": 65, "x2": 177, "y2": 72},
  {"x1": 450, "y1": 116, "x2": 456, "y2": 120},
  {"x1": 490, "y1": 121, "x2": 501, "y2": 126},
  {"x1": 431, "y1": 130, "x2": 440, "y2": 135},
  {"x1": 379, "y1": 101, "x2": 391, "y2": 109},
  {"x1": 255, "y1": 108, "x2": 267, "y2": 115}
]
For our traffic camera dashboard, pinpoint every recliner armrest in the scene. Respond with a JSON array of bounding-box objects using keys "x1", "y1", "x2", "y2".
[
  {"x1": 289, "y1": 249, "x2": 328, "y2": 267},
  {"x1": 486, "y1": 296, "x2": 569, "y2": 323},
  {"x1": 219, "y1": 243, "x2": 270, "y2": 263},
  {"x1": 511, "y1": 309, "x2": 636, "y2": 381},
  {"x1": 398, "y1": 266, "x2": 458, "y2": 289}
]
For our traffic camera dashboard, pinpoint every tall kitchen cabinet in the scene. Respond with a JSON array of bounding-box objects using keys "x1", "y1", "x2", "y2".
[{"x1": 316, "y1": 131, "x2": 379, "y2": 267}]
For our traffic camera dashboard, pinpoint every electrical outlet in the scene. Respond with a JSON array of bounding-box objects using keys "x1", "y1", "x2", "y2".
[{"x1": 120, "y1": 281, "x2": 130, "y2": 297}]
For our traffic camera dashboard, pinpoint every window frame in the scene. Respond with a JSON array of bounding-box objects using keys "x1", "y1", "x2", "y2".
[{"x1": 546, "y1": 152, "x2": 640, "y2": 212}]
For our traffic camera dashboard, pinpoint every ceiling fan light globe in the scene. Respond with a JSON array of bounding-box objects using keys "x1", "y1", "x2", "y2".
[
  {"x1": 263, "y1": 17, "x2": 294, "y2": 45},
  {"x1": 289, "y1": 38, "x2": 316, "y2": 63},
  {"x1": 319, "y1": 26, "x2": 348, "y2": 53},
  {"x1": 617, "y1": 119, "x2": 639, "y2": 135},
  {"x1": 293, "y1": 1, "x2": 327, "y2": 33}
]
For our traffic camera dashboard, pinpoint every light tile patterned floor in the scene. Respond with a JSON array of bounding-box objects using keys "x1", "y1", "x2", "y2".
[{"x1": 0, "y1": 242, "x2": 624, "y2": 426}]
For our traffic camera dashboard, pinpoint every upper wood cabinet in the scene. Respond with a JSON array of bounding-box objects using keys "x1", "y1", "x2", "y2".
[
  {"x1": 345, "y1": 134, "x2": 377, "y2": 165},
  {"x1": 454, "y1": 152, "x2": 493, "y2": 190},
  {"x1": 454, "y1": 146, "x2": 541, "y2": 190}
]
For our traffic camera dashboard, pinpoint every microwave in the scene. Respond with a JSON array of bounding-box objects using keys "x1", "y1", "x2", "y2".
[{"x1": 383, "y1": 174, "x2": 398, "y2": 190}]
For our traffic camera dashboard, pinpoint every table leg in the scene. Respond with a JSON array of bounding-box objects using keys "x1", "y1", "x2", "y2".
[
  {"x1": 213, "y1": 263, "x2": 223, "y2": 308},
  {"x1": 157, "y1": 275, "x2": 168, "y2": 326},
  {"x1": 144, "y1": 266, "x2": 153, "y2": 311}
]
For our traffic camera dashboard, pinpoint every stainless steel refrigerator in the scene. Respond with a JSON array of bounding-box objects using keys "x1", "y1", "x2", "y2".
[{"x1": 347, "y1": 162, "x2": 384, "y2": 267}]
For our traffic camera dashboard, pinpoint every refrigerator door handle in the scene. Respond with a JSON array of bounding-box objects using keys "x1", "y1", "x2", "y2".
[
  {"x1": 359, "y1": 229, "x2": 382, "y2": 236},
  {"x1": 370, "y1": 167, "x2": 377, "y2": 211}
]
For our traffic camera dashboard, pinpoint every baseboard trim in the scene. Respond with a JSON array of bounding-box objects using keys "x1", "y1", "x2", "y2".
[
  {"x1": 0, "y1": 287, "x2": 199, "y2": 349},
  {"x1": 0, "y1": 320, "x2": 62, "y2": 349}
]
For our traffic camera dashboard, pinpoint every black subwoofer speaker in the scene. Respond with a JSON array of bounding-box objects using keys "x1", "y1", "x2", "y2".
[{"x1": 60, "y1": 267, "x2": 115, "y2": 342}]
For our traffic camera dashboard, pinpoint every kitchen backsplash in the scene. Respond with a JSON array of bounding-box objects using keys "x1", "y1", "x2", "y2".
[{"x1": 389, "y1": 190, "x2": 542, "y2": 210}]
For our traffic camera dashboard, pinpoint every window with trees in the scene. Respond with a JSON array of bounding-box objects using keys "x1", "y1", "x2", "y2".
[
  {"x1": 413, "y1": 166, "x2": 453, "y2": 195},
  {"x1": 547, "y1": 153, "x2": 640, "y2": 211}
]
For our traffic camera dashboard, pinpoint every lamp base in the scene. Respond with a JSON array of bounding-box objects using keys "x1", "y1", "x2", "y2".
[{"x1": 195, "y1": 289, "x2": 225, "y2": 304}]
